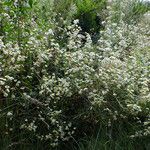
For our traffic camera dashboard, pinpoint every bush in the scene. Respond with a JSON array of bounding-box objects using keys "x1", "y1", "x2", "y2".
[
  {"x1": 73, "y1": 0, "x2": 106, "y2": 42},
  {"x1": 0, "y1": 0, "x2": 150, "y2": 149}
]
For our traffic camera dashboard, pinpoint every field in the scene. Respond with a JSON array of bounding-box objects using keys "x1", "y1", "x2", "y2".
[{"x1": 0, "y1": 0, "x2": 150, "y2": 149}]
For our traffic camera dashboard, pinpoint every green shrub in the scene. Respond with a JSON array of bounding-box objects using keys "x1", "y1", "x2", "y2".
[
  {"x1": 109, "y1": 0, "x2": 150, "y2": 24},
  {"x1": 74, "y1": 0, "x2": 106, "y2": 41}
]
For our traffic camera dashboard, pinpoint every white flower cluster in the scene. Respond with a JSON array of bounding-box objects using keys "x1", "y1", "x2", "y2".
[{"x1": 40, "y1": 75, "x2": 72, "y2": 101}]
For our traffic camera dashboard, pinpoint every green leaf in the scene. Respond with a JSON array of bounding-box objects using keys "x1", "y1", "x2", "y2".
[{"x1": 29, "y1": 0, "x2": 33, "y2": 8}]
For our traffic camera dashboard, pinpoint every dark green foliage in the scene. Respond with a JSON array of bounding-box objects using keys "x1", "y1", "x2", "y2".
[{"x1": 74, "y1": 0, "x2": 106, "y2": 41}]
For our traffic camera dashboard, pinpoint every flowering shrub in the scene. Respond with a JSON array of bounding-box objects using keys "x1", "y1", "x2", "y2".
[{"x1": 0, "y1": 0, "x2": 150, "y2": 149}]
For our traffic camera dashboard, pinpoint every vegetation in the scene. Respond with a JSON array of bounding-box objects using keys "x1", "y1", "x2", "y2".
[{"x1": 0, "y1": 0, "x2": 150, "y2": 149}]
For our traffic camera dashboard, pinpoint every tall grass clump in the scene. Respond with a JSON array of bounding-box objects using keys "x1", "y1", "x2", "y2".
[{"x1": 0, "y1": 0, "x2": 150, "y2": 149}]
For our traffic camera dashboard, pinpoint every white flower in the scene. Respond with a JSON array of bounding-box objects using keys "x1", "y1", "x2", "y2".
[
  {"x1": 46, "y1": 29, "x2": 54, "y2": 36},
  {"x1": 73, "y1": 19, "x2": 79, "y2": 25},
  {"x1": 7, "y1": 112, "x2": 13, "y2": 117}
]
